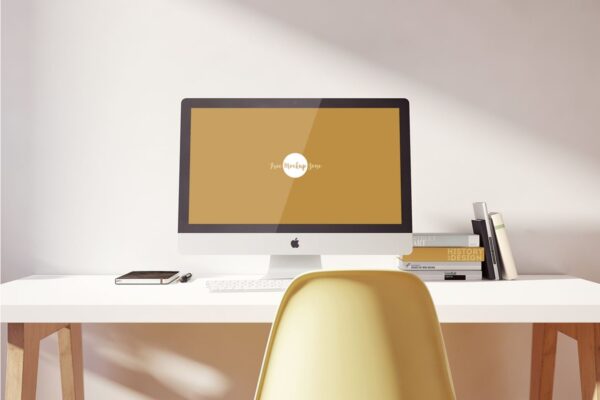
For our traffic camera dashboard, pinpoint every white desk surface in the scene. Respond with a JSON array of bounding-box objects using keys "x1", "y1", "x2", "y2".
[{"x1": 2, "y1": 274, "x2": 600, "y2": 323}]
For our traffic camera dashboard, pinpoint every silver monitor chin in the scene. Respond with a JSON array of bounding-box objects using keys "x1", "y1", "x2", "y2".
[{"x1": 178, "y1": 233, "x2": 413, "y2": 278}]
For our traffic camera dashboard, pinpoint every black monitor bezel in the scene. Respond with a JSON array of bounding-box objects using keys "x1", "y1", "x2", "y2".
[{"x1": 178, "y1": 98, "x2": 412, "y2": 233}]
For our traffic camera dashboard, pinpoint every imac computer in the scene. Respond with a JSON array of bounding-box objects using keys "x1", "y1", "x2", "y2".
[{"x1": 178, "y1": 98, "x2": 412, "y2": 280}]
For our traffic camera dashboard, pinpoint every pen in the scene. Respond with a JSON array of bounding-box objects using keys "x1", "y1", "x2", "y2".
[{"x1": 180, "y1": 273, "x2": 192, "y2": 283}]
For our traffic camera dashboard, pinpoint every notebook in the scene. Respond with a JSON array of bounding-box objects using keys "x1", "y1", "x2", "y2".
[{"x1": 115, "y1": 271, "x2": 180, "y2": 285}]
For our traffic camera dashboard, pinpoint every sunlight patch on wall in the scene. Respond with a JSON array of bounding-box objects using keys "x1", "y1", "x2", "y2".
[{"x1": 91, "y1": 337, "x2": 231, "y2": 399}]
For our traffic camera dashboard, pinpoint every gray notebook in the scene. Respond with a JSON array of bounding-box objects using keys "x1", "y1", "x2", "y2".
[{"x1": 115, "y1": 271, "x2": 180, "y2": 285}]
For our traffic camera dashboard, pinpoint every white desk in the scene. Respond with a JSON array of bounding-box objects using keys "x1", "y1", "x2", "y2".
[
  {"x1": 2, "y1": 274, "x2": 600, "y2": 400},
  {"x1": 3, "y1": 274, "x2": 600, "y2": 323}
]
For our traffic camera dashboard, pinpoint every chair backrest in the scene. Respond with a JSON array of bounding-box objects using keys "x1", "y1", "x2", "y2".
[{"x1": 255, "y1": 270, "x2": 455, "y2": 400}]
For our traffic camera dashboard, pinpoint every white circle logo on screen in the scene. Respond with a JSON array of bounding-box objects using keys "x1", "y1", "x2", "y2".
[{"x1": 282, "y1": 153, "x2": 308, "y2": 178}]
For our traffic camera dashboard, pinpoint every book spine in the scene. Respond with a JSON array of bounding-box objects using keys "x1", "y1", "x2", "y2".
[
  {"x1": 490, "y1": 213, "x2": 518, "y2": 280},
  {"x1": 473, "y1": 202, "x2": 500, "y2": 280},
  {"x1": 115, "y1": 279, "x2": 164, "y2": 284},
  {"x1": 401, "y1": 262, "x2": 482, "y2": 271},
  {"x1": 402, "y1": 247, "x2": 485, "y2": 262},
  {"x1": 412, "y1": 234, "x2": 480, "y2": 247},
  {"x1": 471, "y1": 219, "x2": 497, "y2": 280},
  {"x1": 406, "y1": 270, "x2": 482, "y2": 281}
]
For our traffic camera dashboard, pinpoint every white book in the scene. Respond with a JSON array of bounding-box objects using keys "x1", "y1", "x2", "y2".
[
  {"x1": 412, "y1": 233, "x2": 480, "y2": 247},
  {"x1": 401, "y1": 261, "x2": 482, "y2": 271},
  {"x1": 489, "y1": 212, "x2": 518, "y2": 280},
  {"x1": 473, "y1": 202, "x2": 500, "y2": 280},
  {"x1": 404, "y1": 270, "x2": 482, "y2": 281}
]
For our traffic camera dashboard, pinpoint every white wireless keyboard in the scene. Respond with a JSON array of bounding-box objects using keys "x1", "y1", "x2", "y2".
[{"x1": 206, "y1": 279, "x2": 291, "y2": 292}]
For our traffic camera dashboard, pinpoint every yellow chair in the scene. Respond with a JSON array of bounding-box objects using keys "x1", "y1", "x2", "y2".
[{"x1": 255, "y1": 270, "x2": 456, "y2": 400}]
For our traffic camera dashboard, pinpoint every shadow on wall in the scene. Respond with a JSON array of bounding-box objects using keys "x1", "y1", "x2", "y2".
[
  {"x1": 83, "y1": 324, "x2": 270, "y2": 400},
  {"x1": 443, "y1": 323, "x2": 580, "y2": 400},
  {"x1": 35, "y1": 323, "x2": 579, "y2": 400},
  {"x1": 443, "y1": 324, "x2": 531, "y2": 400},
  {"x1": 228, "y1": 0, "x2": 600, "y2": 163},
  {"x1": 509, "y1": 229, "x2": 600, "y2": 282}
]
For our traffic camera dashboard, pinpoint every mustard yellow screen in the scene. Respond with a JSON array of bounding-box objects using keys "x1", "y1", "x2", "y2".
[{"x1": 188, "y1": 108, "x2": 401, "y2": 224}]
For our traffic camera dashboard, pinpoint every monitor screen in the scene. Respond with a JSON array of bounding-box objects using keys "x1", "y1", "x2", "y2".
[{"x1": 178, "y1": 99, "x2": 411, "y2": 233}]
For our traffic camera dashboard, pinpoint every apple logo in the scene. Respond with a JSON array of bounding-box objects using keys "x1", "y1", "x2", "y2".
[{"x1": 291, "y1": 238, "x2": 299, "y2": 248}]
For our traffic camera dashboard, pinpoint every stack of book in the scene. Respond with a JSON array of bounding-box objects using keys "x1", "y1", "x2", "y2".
[{"x1": 399, "y1": 233, "x2": 484, "y2": 281}]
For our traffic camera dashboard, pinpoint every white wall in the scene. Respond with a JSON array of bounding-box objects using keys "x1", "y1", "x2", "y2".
[{"x1": 2, "y1": 0, "x2": 599, "y2": 398}]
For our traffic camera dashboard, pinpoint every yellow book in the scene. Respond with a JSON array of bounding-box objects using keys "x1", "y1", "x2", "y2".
[{"x1": 402, "y1": 247, "x2": 485, "y2": 262}]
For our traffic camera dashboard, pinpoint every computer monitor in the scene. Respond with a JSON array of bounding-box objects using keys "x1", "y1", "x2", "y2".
[{"x1": 178, "y1": 98, "x2": 412, "y2": 278}]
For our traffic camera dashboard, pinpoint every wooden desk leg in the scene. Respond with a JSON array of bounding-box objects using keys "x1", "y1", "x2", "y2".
[
  {"x1": 5, "y1": 323, "x2": 84, "y2": 400},
  {"x1": 5, "y1": 324, "x2": 40, "y2": 400},
  {"x1": 530, "y1": 323, "x2": 558, "y2": 400},
  {"x1": 530, "y1": 323, "x2": 600, "y2": 400},
  {"x1": 576, "y1": 324, "x2": 600, "y2": 400},
  {"x1": 58, "y1": 324, "x2": 85, "y2": 400}
]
